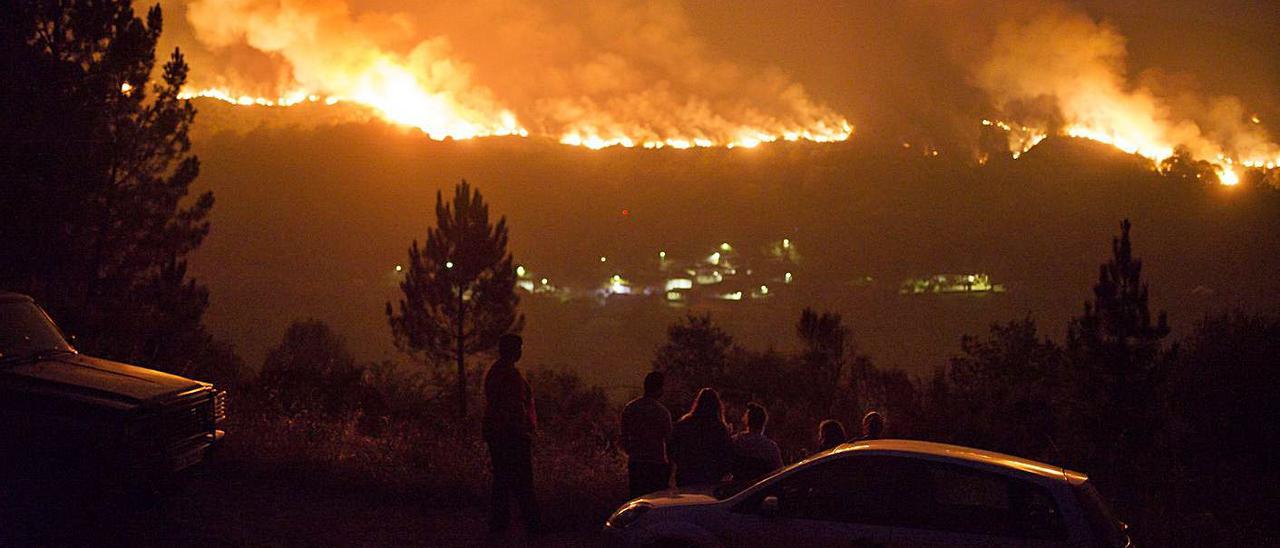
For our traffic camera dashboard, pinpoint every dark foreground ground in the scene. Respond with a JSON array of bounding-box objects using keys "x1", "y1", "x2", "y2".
[{"x1": 1, "y1": 437, "x2": 601, "y2": 547}]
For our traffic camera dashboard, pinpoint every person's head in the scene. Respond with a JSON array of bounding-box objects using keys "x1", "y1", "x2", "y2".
[
  {"x1": 861, "y1": 411, "x2": 885, "y2": 439},
  {"x1": 818, "y1": 419, "x2": 847, "y2": 449},
  {"x1": 685, "y1": 387, "x2": 725, "y2": 426},
  {"x1": 743, "y1": 402, "x2": 768, "y2": 433},
  {"x1": 498, "y1": 333, "x2": 523, "y2": 362},
  {"x1": 643, "y1": 371, "x2": 665, "y2": 399}
]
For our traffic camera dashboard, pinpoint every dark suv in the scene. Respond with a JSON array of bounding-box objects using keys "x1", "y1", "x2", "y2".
[{"x1": 0, "y1": 292, "x2": 226, "y2": 489}]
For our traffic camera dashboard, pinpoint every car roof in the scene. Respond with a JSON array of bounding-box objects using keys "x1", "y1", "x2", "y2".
[
  {"x1": 836, "y1": 439, "x2": 1083, "y2": 483},
  {"x1": 0, "y1": 291, "x2": 33, "y2": 303}
]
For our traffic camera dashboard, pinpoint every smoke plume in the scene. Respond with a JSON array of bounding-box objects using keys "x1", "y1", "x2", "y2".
[{"x1": 178, "y1": 0, "x2": 850, "y2": 147}]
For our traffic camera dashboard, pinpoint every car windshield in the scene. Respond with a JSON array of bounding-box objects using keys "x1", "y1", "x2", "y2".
[{"x1": 0, "y1": 300, "x2": 74, "y2": 362}]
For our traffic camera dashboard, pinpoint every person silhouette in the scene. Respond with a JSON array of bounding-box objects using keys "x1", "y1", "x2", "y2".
[
  {"x1": 730, "y1": 402, "x2": 783, "y2": 483},
  {"x1": 482, "y1": 334, "x2": 540, "y2": 536},
  {"x1": 854, "y1": 411, "x2": 885, "y2": 441},
  {"x1": 668, "y1": 387, "x2": 733, "y2": 487},
  {"x1": 816, "y1": 418, "x2": 848, "y2": 453},
  {"x1": 620, "y1": 371, "x2": 674, "y2": 498}
]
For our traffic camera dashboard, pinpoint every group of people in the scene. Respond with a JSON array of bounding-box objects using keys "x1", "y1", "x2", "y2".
[
  {"x1": 478, "y1": 335, "x2": 884, "y2": 537},
  {"x1": 619, "y1": 371, "x2": 884, "y2": 498}
]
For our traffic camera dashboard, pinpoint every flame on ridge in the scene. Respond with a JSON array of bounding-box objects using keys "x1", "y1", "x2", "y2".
[
  {"x1": 975, "y1": 9, "x2": 1280, "y2": 187},
  {"x1": 178, "y1": 0, "x2": 852, "y2": 149}
]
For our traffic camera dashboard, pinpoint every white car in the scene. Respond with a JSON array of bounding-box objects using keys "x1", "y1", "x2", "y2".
[{"x1": 605, "y1": 439, "x2": 1131, "y2": 548}]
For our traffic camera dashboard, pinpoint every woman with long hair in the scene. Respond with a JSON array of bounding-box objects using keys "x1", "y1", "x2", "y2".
[
  {"x1": 816, "y1": 418, "x2": 848, "y2": 453},
  {"x1": 668, "y1": 387, "x2": 733, "y2": 486}
]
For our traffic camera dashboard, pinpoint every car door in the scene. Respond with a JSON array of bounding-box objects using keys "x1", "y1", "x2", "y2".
[
  {"x1": 723, "y1": 455, "x2": 924, "y2": 548},
  {"x1": 888, "y1": 459, "x2": 1073, "y2": 547}
]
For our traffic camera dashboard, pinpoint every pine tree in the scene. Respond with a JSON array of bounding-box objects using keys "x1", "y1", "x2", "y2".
[
  {"x1": 387, "y1": 180, "x2": 523, "y2": 416},
  {"x1": 1065, "y1": 219, "x2": 1170, "y2": 487},
  {"x1": 1068, "y1": 219, "x2": 1170, "y2": 374},
  {"x1": 0, "y1": 1, "x2": 217, "y2": 371}
]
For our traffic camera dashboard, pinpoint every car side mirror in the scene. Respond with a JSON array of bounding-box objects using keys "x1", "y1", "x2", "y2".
[{"x1": 760, "y1": 495, "x2": 780, "y2": 518}]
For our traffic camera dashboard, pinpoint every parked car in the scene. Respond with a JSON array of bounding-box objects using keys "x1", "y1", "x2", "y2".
[
  {"x1": 0, "y1": 292, "x2": 226, "y2": 490},
  {"x1": 605, "y1": 439, "x2": 1131, "y2": 548}
]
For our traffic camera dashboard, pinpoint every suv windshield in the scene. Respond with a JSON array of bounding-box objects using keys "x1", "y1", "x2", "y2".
[{"x1": 0, "y1": 300, "x2": 74, "y2": 362}]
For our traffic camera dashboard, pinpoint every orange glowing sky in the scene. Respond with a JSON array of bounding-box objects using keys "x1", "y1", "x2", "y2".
[{"x1": 158, "y1": 1, "x2": 1280, "y2": 183}]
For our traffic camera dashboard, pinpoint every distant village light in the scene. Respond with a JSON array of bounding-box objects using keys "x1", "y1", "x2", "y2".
[
  {"x1": 445, "y1": 261, "x2": 454, "y2": 269},
  {"x1": 719, "y1": 242, "x2": 732, "y2": 251},
  {"x1": 540, "y1": 278, "x2": 548, "y2": 285},
  {"x1": 782, "y1": 238, "x2": 790, "y2": 248},
  {"x1": 600, "y1": 256, "x2": 607, "y2": 263},
  {"x1": 785, "y1": 272, "x2": 793, "y2": 284},
  {"x1": 659, "y1": 251, "x2": 666, "y2": 259},
  {"x1": 394, "y1": 264, "x2": 403, "y2": 272},
  {"x1": 516, "y1": 265, "x2": 527, "y2": 277}
]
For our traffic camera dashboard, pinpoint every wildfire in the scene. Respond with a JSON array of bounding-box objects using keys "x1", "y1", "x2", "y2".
[
  {"x1": 982, "y1": 116, "x2": 1279, "y2": 187},
  {"x1": 181, "y1": 83, "x2": 851, "y2": 149},
  {"x1": 178, "y1": 0, "x2": 853, "y2": 150}
]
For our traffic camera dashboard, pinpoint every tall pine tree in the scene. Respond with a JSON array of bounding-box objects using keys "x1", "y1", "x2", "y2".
[
  {"x1": 1068, "y1": 219, "x2": 1169, "y2": 377},
  {"x1": 0, "y1": 1, "x2": 219, "y2": 374},
  {"x1": 387, "y1": 180, "x2": 523, "y2": 416},
  {"x1": 1065, "y1": 219, "x2": 1170, "y2": 491}
]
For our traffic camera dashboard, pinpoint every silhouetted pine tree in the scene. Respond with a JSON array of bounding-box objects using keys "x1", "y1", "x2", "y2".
[
  {"x1": 387, "y1": 180, "x2": 523, "y2": 416},
  {"x1": 0, "y1": 1, "x2": 223, "y2": 377},
  {"x1": 1068, "y1": 219, "x2": 1169, "y2": 377},
  {"x1": 1065, "y1": 219, "x2": 1170, "y2": 489}
]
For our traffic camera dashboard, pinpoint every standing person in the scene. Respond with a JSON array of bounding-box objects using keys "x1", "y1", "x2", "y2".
[
  {"x1": 668, "y1": 388, "x2": 733, "y2": 487},
  {"x1": 816, "y1": 419, "x2": 848, "y2": 453},
  {"x1": 730, "y1": 402, "x2": 783, "y2": 483},
  {"x1": 854, "y1": 411, "x2": 885, "y2": 441},
  {"x1": 620, "y1": 371, "x2": 674, "y2": 498},
  {"x1": 482, "y1": 334, "x2": 540, "y2": 536}
]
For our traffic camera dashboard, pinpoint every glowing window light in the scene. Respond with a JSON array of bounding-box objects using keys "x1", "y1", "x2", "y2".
[
  {"x1": 516, "y1": 265, "x2": 527, "y2": 277},
  {"x1": 760, "y1": 285, "x2": 769, "y2": 295},
  {"x1": 659, "y1": 251, "x2": 667, "y2": 259},
  {"x1": 445, "y1": 261, "x2": 454, "y2": 269},
  {"x1": 540, "y1": 278, "x2": 549, "y2": 285},
  {"x1": 600, "y1": 256, "x2": 607, "y2": 263},
  {"x1": 782, "y1": 238, "x2": 790, "y2": 249},
  {"x1": 720, "y1": 242, "x2": 732, "y2": 251},
  {"x1": 785, "y1": 272, "x2": 793, "y2": 284},
  {"x1": 394, "y1": 264, "x2": 403, "y2": 272},
  {"x1": 718, "y1": 291, "x2": 743, "y2": 301},
  {"x1": 708, "y1": 252, "x2": 721, "y2": 265},
  {"x1": 665, "y1": 278, "x2": 693, "y2": 291}
]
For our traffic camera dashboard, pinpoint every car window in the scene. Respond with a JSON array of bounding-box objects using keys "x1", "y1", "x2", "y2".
[
  {"x1": 764, "y1": 455, "x2": 931, "y2": 527},
  {"x1": 923, "y1": 461, "x2": 1068, "y2": 540},
  {"x1": 0, "y1": 301, "x2": 73, "y2": 360}
]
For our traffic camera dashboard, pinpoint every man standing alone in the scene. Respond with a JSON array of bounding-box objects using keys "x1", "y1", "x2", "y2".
[
  {"x1": 620, "y1": 371, "x2": 673, "y2": 498},
  {"x1": 483, "y1": 334, "x2": 539, "y2": 536}
]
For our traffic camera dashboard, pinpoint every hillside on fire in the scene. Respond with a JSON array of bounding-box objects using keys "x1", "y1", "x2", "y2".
[{"x1": 3, "y1": 1, "x2": 1280, "y2": 547}]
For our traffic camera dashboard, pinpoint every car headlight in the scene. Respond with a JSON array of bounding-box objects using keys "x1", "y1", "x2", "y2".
[{"x1": 607, "y1": 502, "x2": 653, "y2": 529}]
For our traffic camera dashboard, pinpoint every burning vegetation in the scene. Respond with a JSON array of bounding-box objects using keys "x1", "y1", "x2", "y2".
[{"x1": 158, "y1": 1, "x2": 1280, "y2": 188}]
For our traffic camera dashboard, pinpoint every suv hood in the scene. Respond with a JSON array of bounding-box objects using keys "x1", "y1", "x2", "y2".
[{"x1": 1, "y1": 353, "x2": 206, "y2": 410}]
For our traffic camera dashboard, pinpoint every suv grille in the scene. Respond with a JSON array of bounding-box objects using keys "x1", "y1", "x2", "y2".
[
  {"x1": 213, "y1": 390, "x2": 228, "y2": 424},
  {"x1": 140, "y1": 392, "x2": 216, "y2": 450}
]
